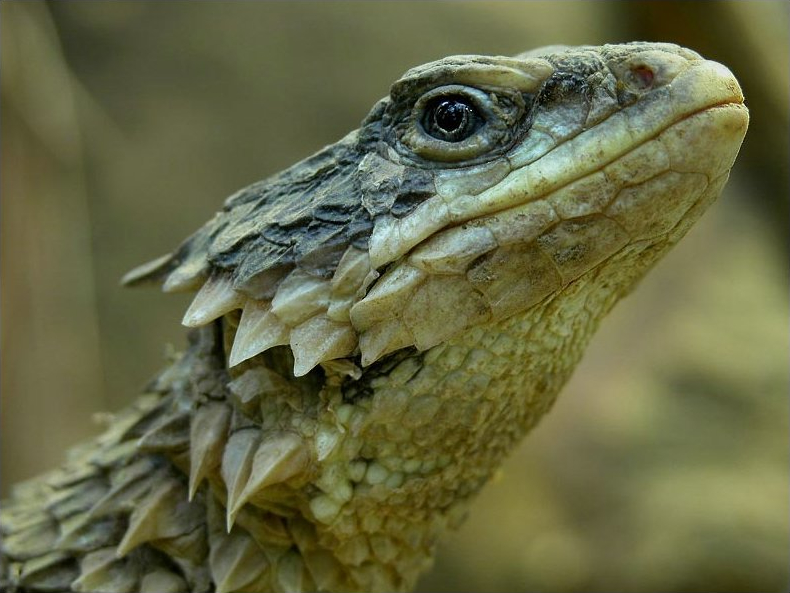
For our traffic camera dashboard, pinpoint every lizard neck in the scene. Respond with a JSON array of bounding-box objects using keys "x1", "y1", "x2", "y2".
[{"x1": 306, "y1": 238, "x2": 670, "y2": 591}]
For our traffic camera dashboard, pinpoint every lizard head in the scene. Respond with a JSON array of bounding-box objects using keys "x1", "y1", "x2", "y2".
[
  {"x1": 125, "y1": 42, "x2": 747, "y2": 376},
  {"x1": 121, "y1": 42, "x2": 747, "y2": 590}
]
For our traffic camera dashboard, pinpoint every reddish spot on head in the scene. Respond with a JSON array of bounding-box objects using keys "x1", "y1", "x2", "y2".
[{"x1": 630, "y1": 65, "x2": 655, "y2": 89}]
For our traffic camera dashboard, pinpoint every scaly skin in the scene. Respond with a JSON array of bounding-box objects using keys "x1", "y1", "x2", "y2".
[{"x1": 0, "y1": 43, "x2": 747, "y2": 593}]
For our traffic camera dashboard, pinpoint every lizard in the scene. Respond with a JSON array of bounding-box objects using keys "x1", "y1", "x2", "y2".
[{"x1": 0, "y1": 42, "x2": 748, "y2": 593}]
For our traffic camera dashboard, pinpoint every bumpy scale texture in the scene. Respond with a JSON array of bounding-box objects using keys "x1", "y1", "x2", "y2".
[{"x1": 0, "y1": 43, "x2": 748, "y2": 593}]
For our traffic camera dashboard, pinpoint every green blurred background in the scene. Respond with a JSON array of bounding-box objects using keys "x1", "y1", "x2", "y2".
[{"x1": 1, "y1": 2, "x2": 788, "y2": 592}]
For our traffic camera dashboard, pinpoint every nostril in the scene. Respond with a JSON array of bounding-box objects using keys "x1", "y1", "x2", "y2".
[{"x1": 629, "y1": 64, "x2": 655, "y2": 89}]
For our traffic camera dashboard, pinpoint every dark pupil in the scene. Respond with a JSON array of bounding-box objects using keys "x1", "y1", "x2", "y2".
[
  {"x1": 423, "y1": 96, "x2": 480, "y2": 142},
  {"x1": 434, "y1": 100, "x2": 470, "y2": 133}
]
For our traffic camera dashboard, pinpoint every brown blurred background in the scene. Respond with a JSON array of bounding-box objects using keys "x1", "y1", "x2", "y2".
[{"x1": 1, "y1": 2, "x2": 788, "y2": 592}]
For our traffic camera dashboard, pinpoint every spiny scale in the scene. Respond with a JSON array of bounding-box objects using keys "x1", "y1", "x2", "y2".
[
  {"x1": 137, "y1": 411, "x2": 191, "y2": 453},
  {"x1": 290, "y1": 315, "x2": 357, "y2": 377},
  {"x1": 207, "y1": 498, "x2": 271, "y2": 593},
  {"x1": 183, "y1": 274, "x2": 244, "y2": 328},
  {"x1": 212, "y1": 248, "x2": 377, "y2": 374},
  {"x1": 71, "y1": 548, "x2": 137, "y2": 593},
  {"x1": 228, "y1": 300, "x2": 290, "y2": 367},
  {"x1": 85, "y1": 459, "x2": 161, "y2": 520},
  {"x1": 115, "y1": 479, "x2": 203, "y2": 557},
  {"x1": 349, "y1": 264, "x2": 427, "y2": 331},
  {"x1": 162, "y1": 255, "x2": 208, "y2": 293},
  {"x1": 330, "y1": 247, "x2": 371, "y2": 296},
  {"x1": 358, "y1": 318, "x2": 413, "y2": 367},
  {"x1": 270, "y1": 270, "x2": 331, "y2": 326},
  {"x1": 220, "y1": 430, "x2": 260, "y2": 531},
  {"x1": 188, "y1": 403, "x2": 231, "y2": 500},
  {"x1": 56, "y1": 516, "x2": 123, "y2": 554},
  {"x1": 230, "y1": 432, "x2": 309, "y2": 515}
]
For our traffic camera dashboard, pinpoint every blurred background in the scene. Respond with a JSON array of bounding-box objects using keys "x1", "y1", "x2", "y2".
[{"x1": 1, "y1": 2, "x2": 787, "y2": 591}]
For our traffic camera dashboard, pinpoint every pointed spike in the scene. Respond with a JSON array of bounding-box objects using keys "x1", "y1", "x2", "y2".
[
  {"x1": 290, "y1": 316, "x2": 357, "y2": 377},
  {"x1": 163, "y1": 268, "x2": 208, "y2": 293},
  {"x1": 75, "y1": 547, "x2": 115, "y2": 576},
  {"x1": 162, "y1": 249, "x2": 209, "y2": 293},
  {"x1": 86, "y1": 460, "x2": 160, "y2": 520},
  {"x1": 137, "y1": 412, "x2": 190, "y2": 453},
  {"x1": 330, "y1": 247, "x2": 371, "y2": 296},
  {"x1": 115, "y1": 481, "x2": 176, "y2": 558},
  {"x1": 359, "y1": 318, "x2": 414, "y2": 366},
  {"x1": 231, "y1": 433, "x2": 309, "y2": 515},
  {"x1": 182, "y1": 274, "x2": 244, "y2": 327},
  {"x1": 45, "y1": 477, "x2": 108, "y2": 521},
  {"x1": 220, "y1": 429, "x2": 260, "y2": 531},
  {"x1": 116, "y1": 478, "x2": 201, "y2": 557},
  {"x1": 228, "y1": 300, "x2": 290, "y2": 367},
  {"x1": 121, "y1": 253, "x2": 174, "y2": 287},
  {"x1": 270, "y1": 269, "x2": 331, "y2": 326},
  {"x1": 148, "y1": 524, "x2": 209, "y2": 565},
  {"x1": 349, "y1": 264, "x2": 427, "y2": 330},
  {"x1": 234, "y1": 265, "x2": 292, "y2": 301},
  {"x1": 73, "y1": 547, "x2": 140, "y2": 593},
  {"x1": 209, "y1": 529, "x2": 270, "y2": 593},
  {"x1": 207, "y1": 497, "x2": 269, "y2": 593},
  {"x1": 189, "y1": 403, "x2": 231, "y2": 501},
  {"x1": 57, "y1": 515, "x2": 122, "y2": 553},
  {"x1": 54, "y1": 511, "x2": 91, "y2": 548}
]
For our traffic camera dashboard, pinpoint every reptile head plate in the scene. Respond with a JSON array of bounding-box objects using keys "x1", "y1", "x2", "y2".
[{"x1": 3, "y1": 42, "x2": 747, "y2": 593}]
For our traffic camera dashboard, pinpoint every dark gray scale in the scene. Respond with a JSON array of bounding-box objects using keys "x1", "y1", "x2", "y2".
[{"x1": 124, "y1": 95, "x2": 440, "y2": 296}]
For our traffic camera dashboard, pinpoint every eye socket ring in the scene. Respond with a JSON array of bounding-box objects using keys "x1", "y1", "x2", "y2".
[
  {"x1": 399, "y1": 85, "x2": 501, "y2": 163},
  {"x1": 386, "y1": 83, "x2": 529, "y2": 166}
]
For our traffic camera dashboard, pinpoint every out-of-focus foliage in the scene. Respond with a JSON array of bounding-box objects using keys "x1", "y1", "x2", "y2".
[{"x1": 1, "y1": 2, "x2": 787, "y2": 592}]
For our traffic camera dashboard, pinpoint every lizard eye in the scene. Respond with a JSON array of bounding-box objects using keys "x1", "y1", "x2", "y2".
[
  {"x1": 422, "y1": 96, "x2": 482, "y2": 142},
  {"x1": 390, "y1": 84, "x2": 526, "y2": 165}
]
